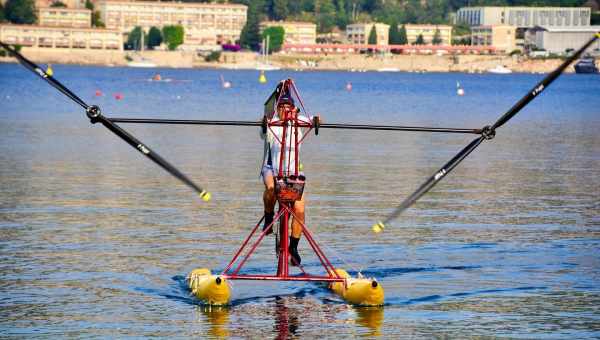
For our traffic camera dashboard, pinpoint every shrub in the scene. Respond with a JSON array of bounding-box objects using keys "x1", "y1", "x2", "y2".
[
  {"x1": 162, "y1": 25, "x2": 184, "y2": 51},
  {"x1": 204, "y1": 51, "x2": 221, "y2": 62}
]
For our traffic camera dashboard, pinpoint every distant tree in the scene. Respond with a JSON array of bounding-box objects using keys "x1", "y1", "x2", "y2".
[
  {"x1": 162, "y1": 25, "x2": 184, "y2": 50},
  {"x1": 5, "y1": 0, "x2": 36, "y2": 24},
  {"x1": 0, "y1": 2, "x2": 5, "y2": 22},
  {"x1": 414, "y1": 33, "x2": 425, "y2": 45},
  {"x1": 262, "y1": 26, "x2": 285, "y2": 53},
  {"x1": 127, "y1": 26, "x2": 146, "y2": 50},
  {"x1": 239, "y1": 3, "x2": 262, "y2": 51},
  {"x1": 398, "y1": 24, "x2": 408, "y2": 44},
  {"x1": 316, "y1": 0, "x2": 336, "y2": 33},
  {"x1": 592, "y1": 12, "x2": 600, "y2": 25},
  {"x1": 335, "y1": 0, "x2": 348, "y2": 28},
  {"x1": 50, "y1": 1, "x2": 66, "y2": 7},
  {"x1": 85, "y1": 0, "x2": 104, "y2": 27},
  {"x1": 404, "y1": 0, "x2": 421, "y2": 23},
  {"x1": 389, "y1": 21, "x2": 400, "y2": 44},
  {"x1": 367, "y1": 25, "x2": 377, "y2": 44},
  {"x1": 92, "y1": 11, "x2": 104, "y2": 27},
  {"x1": 147, "y1": 26, "x2": 162, "y2": 49},
  {"x1": 432, "y1": 28, "x2": 442, "y2": 45},
  {"x1": 0, "y1": 43, "x2": 21, "y2": 57},
  {"x1": 272, "y1": 0, "x2": 288, "y2": 20}
]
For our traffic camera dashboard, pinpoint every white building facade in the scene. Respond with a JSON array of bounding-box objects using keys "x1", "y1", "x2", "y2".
[{"x1": 457, "y1": 7, "x2": 591, "y2": 28}]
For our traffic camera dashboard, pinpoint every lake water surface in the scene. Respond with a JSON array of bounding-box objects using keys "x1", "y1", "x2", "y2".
[{"x1": 1, "y1": 64, "x2": 599, "y2": 337}]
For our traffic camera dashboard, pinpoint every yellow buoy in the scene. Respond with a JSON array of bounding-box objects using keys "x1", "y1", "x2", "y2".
[
  {"x1": 187, "y1": 268, "x2": 230, "y2": 305},
  {"x1": 259, "y1": 70, "x2": 267, "y2": 84},
  {"x1": 329, "y1": 269, "x2": 384, "y2": 306}
]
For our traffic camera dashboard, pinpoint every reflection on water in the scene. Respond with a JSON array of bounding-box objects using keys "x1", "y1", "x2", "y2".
[
  {"x1": 197, "y1": 306, "x2": 230, "y2": 338},
  {"x1": 355, "y1": 307, "x2": 384, "y2": 336},
  {"x1": 1, "y1": 64, "x2": 599, "y2": 337}
]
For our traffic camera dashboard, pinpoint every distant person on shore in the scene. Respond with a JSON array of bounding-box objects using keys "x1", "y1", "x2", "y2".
[{"x1": 260, "y1": 93, "x2": 309, "y2": 266}]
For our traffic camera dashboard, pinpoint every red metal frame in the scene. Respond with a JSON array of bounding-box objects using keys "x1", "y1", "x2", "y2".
[{"x1": 221, "y1": 79, "x2": 343, "y2": 283}]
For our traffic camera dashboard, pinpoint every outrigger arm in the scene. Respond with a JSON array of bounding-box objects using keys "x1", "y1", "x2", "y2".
[
  {"x1": 373, "y1": 32, "x2": 600, "y2": 232},
  {"x1": 0, "y1": 41, "x2": 211, "y2": 202}
]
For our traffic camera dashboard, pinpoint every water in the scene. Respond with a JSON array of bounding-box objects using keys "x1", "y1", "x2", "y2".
[{"x1": 1, "y1": 63, "x2": 599, "y2": 338}]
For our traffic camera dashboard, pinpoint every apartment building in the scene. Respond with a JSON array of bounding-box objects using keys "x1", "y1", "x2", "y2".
[
  {"x1": 525, "y1": 26, "x2": 600, "y2": 53},
  {"x1": 35, "y1": 0, "x2": 87, "y2": 10},
  {"x1": 260, "y1": 21, "x2": 316, "y2": 45},
  {"x1": 456, "y1": 6, "x2": 591, "y2": 28},
  {"x1": 471, "y1": 25, "x2": 517, "y2": 52},
  {"x1": 38, "y1": 7, "x2": 92, "y2": 28},
  {"x1": 0, "y1": 24, "x2": 123, "y2": 50},
  {"x1": 404, "y1": 24, "x2": 452, "y2": 45},
  {"x1": 346, "y1": 23, "x2": 389, "y2": 45},
  {"x1": 96, "y1": 1, "x2": 247, "y2": 47}
]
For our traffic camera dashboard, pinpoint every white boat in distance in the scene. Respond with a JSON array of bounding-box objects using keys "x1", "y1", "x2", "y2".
[
  {"x1": 377, "y1": 67, "x2": 400, "y2": 72},
  {"x1": 256, "y1": 35, "x2": 281, "y2": 71},
  {"x1": 127, "y1": 31, "x2": 156, "y2": 68},
  {"x1": 487, "y1": 65, "x2": 512, "y2": 74},
  {"x1": 256, "y1": 62, "x2": 280, "y2": 71},
  {"x1": 128, "y1": 55, "x2": 157, "y2": 68}
]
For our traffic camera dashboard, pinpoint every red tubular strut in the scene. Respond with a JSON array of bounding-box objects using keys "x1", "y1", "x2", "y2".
[{"x1": 221, "y1": 79, "x2": 345, "y2": 283}]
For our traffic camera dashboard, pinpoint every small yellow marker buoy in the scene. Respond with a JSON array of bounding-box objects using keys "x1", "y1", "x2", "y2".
[
  {"x1": 259, "y1": 70, "x2": 267, "y2": 84},
  {"x1": 200, "y1": 190, "x2": 212, "y2": 202},
  {"x1": 46, "y1": 64, "x2": 53, "y2": 77},
  {"x1": 372, "y1": 221, "x2": 385, "y2": 233}
]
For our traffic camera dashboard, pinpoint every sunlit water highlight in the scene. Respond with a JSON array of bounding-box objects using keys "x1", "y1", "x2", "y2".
[{"x1": 1, "y1": 64, "x2": 599, "y2": 337}]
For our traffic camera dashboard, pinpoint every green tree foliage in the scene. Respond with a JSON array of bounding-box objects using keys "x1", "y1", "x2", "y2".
[
  {"x1": 162, "y1": 25, "x2": 184, "y2": 50},
  {"x1": 5, "y1": 0, "x2": 36, "y2": 24},
  {"x1": 0, "y1": 43, "x2": 21, "y2": 56},
  {"x1": 367, "y1": 25, "x2": 377, "y2": 44},
  {"x1": 230, "y1": 0, "x2": 589, "y2": 36},
  {"x1": 432, "y1": 28, "x2": 442, "y2": 45},
  {"x1": 147, "y1": 26, "x2": 163, "y2": 49},
  {"x1": 272, "y1": 0, "x2": 288, "y2": 20},
  {"x1": 50, "y1": 1, "x2": 67, "y2": 7},
  {"x1": 240, "y1": 2, "x2": 262, "y2": 51},
  {"x1": 262, "y1": 25, "x2": 285, "y2": 53},
  {"x1": 92, "y1": 11, "x2": 104, "y2": 27},
  {"x1": 204, "y1": 50, "x2": 221, "y2": 62},
  {"x1": 414, "y1": 34, "x2": 425, "y2": 45},
  {"x1": 388, "y1": 21, "x2": 399, "y2": 44},
  {"x1": 334, "y1": 0, "x2": 348, "y2": 28},
  {"x1": 592, "y1": 12, "x2": 600, "y2": 25},
  {"x1": 315, "y1": 0, "x2": 336, "y2": 33},
  {"x1": 0, "y1": 2, "x2": 6, "y2": 22},
  {"x1": 232, "y1": 0, "x2": 586, "y2": 26},
  {"x1": 398, "y1": 24, "x2": 408, "y2": 45},
  {"x1": 127, "y1": 26, "x2": 147, "y2": 50},
  {"x1": 85, "y1": 0, "x2": 104, "y2": 27}
]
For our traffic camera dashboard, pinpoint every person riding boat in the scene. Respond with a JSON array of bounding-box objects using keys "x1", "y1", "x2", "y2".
[{"x1": 260, "y1": 93, "x2": 311, "y2": 266}]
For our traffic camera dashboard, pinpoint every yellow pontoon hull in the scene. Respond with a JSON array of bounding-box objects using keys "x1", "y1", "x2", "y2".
[
  {"x1": 329, "y1": 269, "x2": 384, "y2": 306},
  {"x1": 187, "y1": 268, "x2": 230, "y2": 305}
]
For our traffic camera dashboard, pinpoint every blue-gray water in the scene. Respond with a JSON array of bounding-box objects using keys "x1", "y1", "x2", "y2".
[{"x1": 1, "y1": 63, "x2": 599, "y2": 338}]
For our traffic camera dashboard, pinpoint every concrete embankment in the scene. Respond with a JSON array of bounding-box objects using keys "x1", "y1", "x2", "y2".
[{"x1": 0, "y1": 47, "x2": 591, "y2": 73}]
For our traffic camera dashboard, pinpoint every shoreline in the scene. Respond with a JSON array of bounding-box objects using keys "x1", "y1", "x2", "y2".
[{"x1": 1, "y1": 47, "x2": 595, "y2": 73}]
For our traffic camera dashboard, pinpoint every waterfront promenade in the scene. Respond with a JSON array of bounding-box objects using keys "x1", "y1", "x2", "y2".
[{"x1": 0, "y1": 47, "x2": 593, "y2": 73}]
